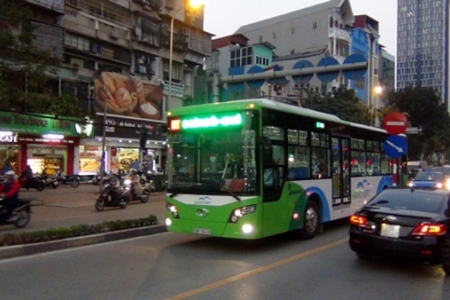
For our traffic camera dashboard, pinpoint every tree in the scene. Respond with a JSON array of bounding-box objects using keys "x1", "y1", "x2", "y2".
[
  {"x1": 387, "y1": 85, "x2": 450, "y2": 163},
  {"x1": 0, "y1": 0, "x2": 88, "y2": 118},
  {"x1": 302, "y1": 85, "x2": 370, "y2": 124}
]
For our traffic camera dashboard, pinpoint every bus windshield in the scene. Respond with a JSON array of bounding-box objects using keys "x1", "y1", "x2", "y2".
[
  {"x1": 167, "y1": 113, "x2": 257, "y2": 196},
  {"x1": 167, "y1": 112, "x2": 258, "y2": 200}
]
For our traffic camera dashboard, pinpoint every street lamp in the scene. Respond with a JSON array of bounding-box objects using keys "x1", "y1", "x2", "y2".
[
  {"x1": 168, "y1": 1, "x2": 204, "y2": 108},
  {"x1": 372, "y1": 85, "x2": 383, "y2": 127}
]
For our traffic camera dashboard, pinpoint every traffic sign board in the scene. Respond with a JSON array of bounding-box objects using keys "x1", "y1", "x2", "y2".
[
  {"x1": 384, "y1": 135, "x2": 408, "y2": 158},
  {"x1": 383, "y1": 112, "x2": 408, "y2": 135}
]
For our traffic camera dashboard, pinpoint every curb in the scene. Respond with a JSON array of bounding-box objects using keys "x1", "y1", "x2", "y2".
[{"x1": 0, "y1": 225, "x2": 167, "y2": 260}]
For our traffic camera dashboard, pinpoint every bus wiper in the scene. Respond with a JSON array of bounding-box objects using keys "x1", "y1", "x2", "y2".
[{"x1": 223, "y1": 186, "x2": 241, "y2": 201}]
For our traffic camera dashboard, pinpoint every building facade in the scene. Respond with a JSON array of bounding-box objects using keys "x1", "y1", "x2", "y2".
[
  {"x1": 397, "y1": 0, "x2": 449, "y2": 106},
  {"x1": 5, "y1": 0, "x2": 212, "y2": 175},
  {"x1": 234, "y1": 0, "x2": 354, "y2": 91}
]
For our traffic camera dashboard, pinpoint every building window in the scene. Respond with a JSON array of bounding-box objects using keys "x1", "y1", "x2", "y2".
[
  {"x1": 259, "y1": 35, "x2": 263, "y2": 43},
  {"x1": 163, "y1": 61, "x2": 182, "y2": 81},
  {"x1": 312, "y1": 22, "x2": 317, "y2": 29},
  {"x1": 272, "y1": 32, "x2": 276, "y2": 39},
  {"x1": 230, "y1": 47, "x2": 253, "y2": 68},
  {"x1": 291, "y1": 27, "x2": 295, "y2": 34},
  {"x1": 255, "y1": 56, "x2": 269, "y2": 66},
  {"x1": 64, "y1": 32, "x2": 89, "y2": 51}
]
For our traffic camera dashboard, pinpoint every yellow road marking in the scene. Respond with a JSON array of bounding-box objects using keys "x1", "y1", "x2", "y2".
[{"x1": 165, "y1": 238, "x2": 347, "y2": 300}]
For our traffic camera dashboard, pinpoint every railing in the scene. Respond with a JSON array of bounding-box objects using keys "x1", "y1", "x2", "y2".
[
  {"x1": 328, "y1": 28, "x2": 351, "y2": 43},
  {"x1": 66, "y1": 0, "x2": 131, "y2": 25},
  {"x1": 26, "y1": 0, "x2": 64, "y2": 14}
]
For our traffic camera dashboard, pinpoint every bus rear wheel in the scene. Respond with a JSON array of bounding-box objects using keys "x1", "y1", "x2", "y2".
[{"x1": 297, "y1": 200, "x2": 319, "y2": 239}]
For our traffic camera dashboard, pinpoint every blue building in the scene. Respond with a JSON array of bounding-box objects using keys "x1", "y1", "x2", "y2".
[
  {"x1": 349, "y1": 28, "x2": 370, "y2": 104},
  {"x1": 397, "y1": 0, "x2": 449, "y2": 106}
]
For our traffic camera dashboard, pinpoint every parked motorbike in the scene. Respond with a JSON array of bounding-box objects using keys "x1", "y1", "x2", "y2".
[
  {"x1": 95, "y1": 176, "x2": 131, "y2": 211},
  {"x1": 41, "y1": 172, "x2": 59, "y2": 189},
  {"x1": 0, "y1": 197, "x2": 32, "y2": 228},
  {"x1": 92, "y1": 171, "x2": 111, "y2": 185},
  {"x1": 56, "y1": 171, "x2": 80, "y2": 188},
  {"x1": 18, "y1": 174, "x2": 46, "y2": 192}
]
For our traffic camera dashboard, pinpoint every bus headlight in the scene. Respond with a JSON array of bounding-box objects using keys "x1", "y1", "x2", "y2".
[
  {"x1": 166, "y1": 203, "x2": 179, "y2": 218},
  {"x1": 242, "y1": 224, "x2": 254, "y2": 234},
  {"x1": 229, "y1": 205, "x2": 256, "y2": 223}
]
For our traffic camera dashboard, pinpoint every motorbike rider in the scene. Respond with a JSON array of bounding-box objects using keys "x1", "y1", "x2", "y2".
[
  {"x1": 130, "y1": 169, "x2": 142, "y2": 200},
  {"x1": 0, "y1": 170, "x2": 20, "y2": 221}
]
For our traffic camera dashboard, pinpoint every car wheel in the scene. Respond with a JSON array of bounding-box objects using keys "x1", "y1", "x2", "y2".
[
  {"x1": 119, "y1": 201, "x2": 127, "y2": 209},
  {"x1": 356, "y1": 251, "x2": 372, "y2": 260},
  {"x1": 298, "y1": 200, "x2": 320, "y2": 239}
]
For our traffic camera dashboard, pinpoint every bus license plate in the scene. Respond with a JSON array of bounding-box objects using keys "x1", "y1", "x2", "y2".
[
  {"x1": 380, "y1": 224, "x2": 400, "y2": 238},
  {"x1": 193, "y1": 228, "x2": 211, "y2": 235}
]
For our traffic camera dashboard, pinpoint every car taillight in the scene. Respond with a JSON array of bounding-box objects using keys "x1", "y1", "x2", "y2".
[
  {"x1": 349, "y1": 215, "x2": 368, "y2": 227},
  {"x1": 411, "y1": 223, "x2": 447, "y2": 236}
]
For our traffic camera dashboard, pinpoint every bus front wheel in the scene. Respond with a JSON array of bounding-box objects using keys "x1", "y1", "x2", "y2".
[{"x1": 298, "y1": 200, "x2": 320, "y2": 239}]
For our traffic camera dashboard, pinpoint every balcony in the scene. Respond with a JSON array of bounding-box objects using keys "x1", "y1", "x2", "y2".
[
  {"x1": 26, "y1": 0, "x2": 64, "y2": 14},
  {"x1": 328, "y1": 28, "x2": 350, "y2": 43}
]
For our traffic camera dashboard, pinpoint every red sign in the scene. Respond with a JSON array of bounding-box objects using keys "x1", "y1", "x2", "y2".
[{"x1": 382, "y1": 112, "x2": 408, "y2": 135}]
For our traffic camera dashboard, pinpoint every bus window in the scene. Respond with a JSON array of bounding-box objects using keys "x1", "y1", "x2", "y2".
[
  {"x1": 351, "y1": 150, "x2": 366, "y2": 177},
  {"x1": 288, "y1": 145, "x2": 310, "y2": 179},
  {"x1": 312, "y1": 148, "x2": 329, "y2": 178}
]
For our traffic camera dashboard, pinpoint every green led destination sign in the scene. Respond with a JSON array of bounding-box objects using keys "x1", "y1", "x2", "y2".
[{"x1": 182, "y1": 113, "x2": 243, "y2": 129}]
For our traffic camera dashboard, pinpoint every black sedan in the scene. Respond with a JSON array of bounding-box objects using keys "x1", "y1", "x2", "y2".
[{"x1": 349, "y1": 188, "x2": 450, "y2": 274}]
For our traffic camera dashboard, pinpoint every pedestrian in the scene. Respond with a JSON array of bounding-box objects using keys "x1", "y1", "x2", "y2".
[{"x1": 1, "y1": 159, "x2": 11, "y2": 176}]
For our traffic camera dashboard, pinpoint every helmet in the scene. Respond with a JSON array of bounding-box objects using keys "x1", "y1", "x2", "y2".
[{"x1": 4, "y1": 170, "x2": 15, "y2": 176}]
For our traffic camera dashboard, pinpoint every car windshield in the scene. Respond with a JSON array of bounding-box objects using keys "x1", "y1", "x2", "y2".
[
  {"x1": 426, "y1": 167, "x2": 450, "y2": 176},
  {"x1": 367, "y1": 190, "x2": 447, "y2": 213},
  {"x1": 414, "y1": 172, "x2": 443, "y2": 181}
]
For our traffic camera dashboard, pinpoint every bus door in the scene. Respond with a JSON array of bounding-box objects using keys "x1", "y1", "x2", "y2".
[{"x1": 331, "y1": 137, "x2": 350, "y2": 205}]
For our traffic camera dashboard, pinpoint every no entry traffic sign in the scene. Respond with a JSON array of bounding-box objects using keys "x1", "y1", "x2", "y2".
[{"x1": 382, "y1": 112, "x2": 408, "y2": 135}]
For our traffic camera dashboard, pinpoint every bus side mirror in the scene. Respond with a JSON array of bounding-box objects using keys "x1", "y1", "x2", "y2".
[{"x1": 261, "y1": 137, "x2": 272, "y2": 162}]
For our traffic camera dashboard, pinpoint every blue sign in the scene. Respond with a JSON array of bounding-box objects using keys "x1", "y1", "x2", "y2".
[{"x1": 384, "y1": 135, "x2": 408, "y2": 158}]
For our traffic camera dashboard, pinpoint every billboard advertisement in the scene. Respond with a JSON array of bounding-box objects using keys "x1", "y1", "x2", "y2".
[{"x1": 93, "y1": 71, "x2": 163, "y2": 121}]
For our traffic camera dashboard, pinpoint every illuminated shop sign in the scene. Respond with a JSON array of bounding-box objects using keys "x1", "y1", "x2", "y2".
[
  {"x1": 0, "y1": 135, "x2": 17, "y2": 142},
  {"x1": 172, "y1": 113, "x2": 243, "y2": 130}
]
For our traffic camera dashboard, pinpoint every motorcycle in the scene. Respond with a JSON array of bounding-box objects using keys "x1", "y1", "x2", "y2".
[
  {"x1": 92, "y1": 171, "x2": 111, "y2": 185},
  {"x1": 95, "y1": 177, "x2": 131, "y2": 211},
  {"x1": 18, "y1": 174, "x2": 46, "y2": 192},
  {"x1": 56, "y1": 171, "x2": 80, "y2": 188},
  {"x1": 41, "y1": 172, "x2": 59, "y2": 189},
  {"x1": 129, "y1": 177, "x2": 153, "y2": 204},
  {"x1": 0, "y1": 197, "x2": 32, "y2": 228}
]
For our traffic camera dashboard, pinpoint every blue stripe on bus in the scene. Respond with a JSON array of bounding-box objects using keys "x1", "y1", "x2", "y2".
[{"x1": 304, "y1": 186, "x2": 331, "y2": 222}]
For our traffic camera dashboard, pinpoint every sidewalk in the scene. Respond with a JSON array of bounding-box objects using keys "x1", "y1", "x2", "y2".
[{"x1": 0, "y1": 184, "x2": 168, "y2": 259}]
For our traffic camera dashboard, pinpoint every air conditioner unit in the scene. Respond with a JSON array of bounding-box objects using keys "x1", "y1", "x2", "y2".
[
  {"x1": 181, "y1": 28, "x2": 188, "y2": 35},
  {"x1": 134, "y1": 27, "x2": 142, "y2": 37}
]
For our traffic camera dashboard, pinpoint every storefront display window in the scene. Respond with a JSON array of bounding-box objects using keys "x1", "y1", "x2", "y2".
[
  {"x1": 116, "y1": 148, "x2": 140, "y2": 173},
  {"x1": 79, "y1": 145, "x2": 102, "y2": 174},
  {"x1": 27, "y1": 145, "x2": 67, "y2": 175}
]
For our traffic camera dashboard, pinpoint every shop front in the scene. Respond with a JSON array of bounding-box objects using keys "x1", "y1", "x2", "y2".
[
  {"x1": 0, "y1": 112, "x2": 84, "y2": 175},
  {"x1": 89, "y1": 115, "x2": 167, "y2": 174},
  {"x1": 88, "y1": 71, "x2": 167, "y2": 175}
]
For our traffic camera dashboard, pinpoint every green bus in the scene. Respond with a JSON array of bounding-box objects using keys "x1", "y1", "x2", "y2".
[{"x1": 165, "y1": 99, "x2": 397, "y2": 239}]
